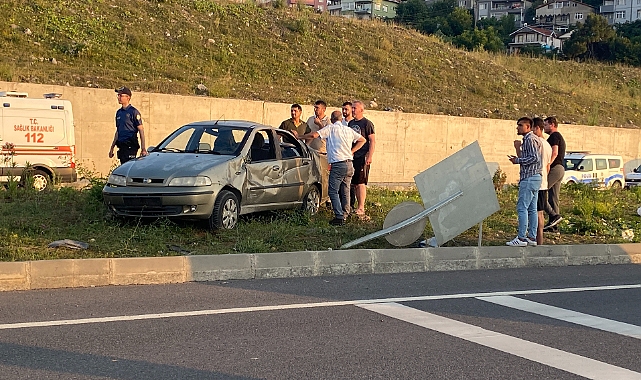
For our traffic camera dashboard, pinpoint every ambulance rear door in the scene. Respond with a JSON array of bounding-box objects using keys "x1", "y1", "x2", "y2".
[{"x1": 2, "y1": 99, "x2": 68, "y2": 170}]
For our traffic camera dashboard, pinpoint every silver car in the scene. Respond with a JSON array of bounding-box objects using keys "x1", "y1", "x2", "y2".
[{"x1": 103, "y1": 120, "x2": 326, "y2": 229}]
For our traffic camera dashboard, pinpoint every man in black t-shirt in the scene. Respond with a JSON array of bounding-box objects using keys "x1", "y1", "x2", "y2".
[
  {"x1": 109, "y1": 86, "x2": 147, "y2": 165},
  {"x1": 348, "y1": 100, "x2": 376, "y2": 218},
  {"x1": 543, "y1": 116, "x2": 566, "y2": 231}
]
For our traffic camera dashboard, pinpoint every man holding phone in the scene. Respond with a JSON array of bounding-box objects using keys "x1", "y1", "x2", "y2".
[{"x1": 507, "y1": 117, "x2": 542, "y2": 247}]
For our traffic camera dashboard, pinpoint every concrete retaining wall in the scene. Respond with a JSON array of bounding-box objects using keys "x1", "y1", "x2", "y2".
[
  {"x1": 3, "y1": 81, "x2": 641, "y2": 185},
  {"x1": 1, "y1": 244, "x2": 640, "y2": 291}
]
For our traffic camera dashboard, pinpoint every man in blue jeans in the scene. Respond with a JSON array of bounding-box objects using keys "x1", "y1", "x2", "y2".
[
  {"x1": 302, "y1": 110, "x2": 365, "y2": 226},
  {"x1": 507, "y1": 117, "x2": 543, "y2": 247}
]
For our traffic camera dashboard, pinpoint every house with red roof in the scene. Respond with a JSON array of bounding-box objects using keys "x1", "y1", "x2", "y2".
[{"x1": 508, "y1": 25, "x2": 562, "y2": 53}]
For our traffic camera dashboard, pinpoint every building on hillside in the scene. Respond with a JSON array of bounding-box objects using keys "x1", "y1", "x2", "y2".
[
  {"x1": 287, "y1": 0, "x2": 327, "y2": 12},
  {"x1": 476, "y1": 0, "x2": 532, "y2": 27},
  {"x1": 534, "y1": 0, "x2": 596, "y2": 33},
  {"x1": 327, "y1": 0, "x2": 400, "y2": 19},
  {"x1": 508, "y1": 25, "x2": 562, "y2": 52},
  {"x1": 599, "y1": 0, "x2": 641, "y2": 24}
]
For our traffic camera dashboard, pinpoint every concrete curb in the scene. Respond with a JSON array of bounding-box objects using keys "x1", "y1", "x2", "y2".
[{"x1": 1, "y1": 244, "x2": 641, "y2": 291}]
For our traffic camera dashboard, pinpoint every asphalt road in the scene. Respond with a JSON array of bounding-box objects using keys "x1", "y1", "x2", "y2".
[{"x1": 1, "y1": 265, "x2": 640, "y2": 379}]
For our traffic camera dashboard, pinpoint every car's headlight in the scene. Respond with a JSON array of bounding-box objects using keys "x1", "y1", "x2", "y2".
[
  {"x1": 107, "y1": 174, "x2": 127, "y2": 187},
  {"x1": 168, "y1": 176, "x2": 212, "y2": 187}
]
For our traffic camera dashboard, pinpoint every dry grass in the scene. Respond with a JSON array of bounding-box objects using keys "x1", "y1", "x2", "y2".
[{"x1": 0, "y1": 0, "x2": 639, "y2": 127}]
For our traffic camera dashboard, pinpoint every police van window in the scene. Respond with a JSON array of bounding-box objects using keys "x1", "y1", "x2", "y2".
[
  {"x1": 608, "y1": 159, "x2": 621, "y2": 169},
  {"x1": 596, "y1": 159, "x2": 607, "y2": 170},
  {"x1": 580, "y1": 159, "x2": 594, "y2": 171}
]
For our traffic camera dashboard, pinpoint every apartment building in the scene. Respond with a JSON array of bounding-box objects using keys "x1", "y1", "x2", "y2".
[
  {"x1": 327, "y1": 0, "x2": 400, "y2": 19},
  {"x1": 535, "y1": 0, "x2": 596, "y2": 33},
  {"x1": 476, "y1": 0, "x2": 532, "y2": 27},
  {"x1": 599, "y1": 0, "x2": 641, "y2": 24},
  {"x1": 287, "y1": 0, "x2": 327, "y2": 12}
]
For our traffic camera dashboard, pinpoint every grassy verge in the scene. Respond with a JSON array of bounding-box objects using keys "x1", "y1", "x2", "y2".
[{"x1": 2, "y1": 181, "x2": 641, "y2": 262}]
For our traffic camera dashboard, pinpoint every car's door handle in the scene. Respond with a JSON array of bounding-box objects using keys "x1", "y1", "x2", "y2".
[{"x1": 272, "y1": 165, "x2": 280, "y2": 171}]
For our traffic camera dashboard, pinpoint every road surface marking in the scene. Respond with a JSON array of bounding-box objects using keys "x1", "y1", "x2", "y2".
[
  {"x1": 478, "y1": 295, "x2": 641, "y2": 339},
  {"x1": 0, "y1": 283, "x2": 639, "y2": 330},
  {"x1": 358, "y1": 302, "x2": 641, "y2": 380}
]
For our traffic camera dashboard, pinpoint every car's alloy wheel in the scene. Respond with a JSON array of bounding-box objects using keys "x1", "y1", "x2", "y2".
[
  {"x1": 302, "y1": 186, "x2": 320, "y2": 215},
  {"x1": 210, "y1": 190, "x2": 239, "y2": 230}
]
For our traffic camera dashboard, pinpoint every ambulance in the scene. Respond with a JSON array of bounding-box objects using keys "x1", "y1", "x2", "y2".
[{"x1": 0, "y1": 91, "x2": 77, "y2": 190}]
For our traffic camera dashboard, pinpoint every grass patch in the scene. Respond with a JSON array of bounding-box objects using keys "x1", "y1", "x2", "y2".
[
  {"x1": 0, "y1": 0, "x2": 638, "y2": 126},
  {"x1": 1, "y1": 183, "x2": 641, "y2": 262}
]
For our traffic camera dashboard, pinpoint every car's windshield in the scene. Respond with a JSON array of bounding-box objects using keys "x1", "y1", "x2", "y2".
[
  {"x1": 564, "y1": 158, "x2": 593, "y2": 172},
  {"x1": 156, "y1": 125, "x2": 248, "y2": 155}
]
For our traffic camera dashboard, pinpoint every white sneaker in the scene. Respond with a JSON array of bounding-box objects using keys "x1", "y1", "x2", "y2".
[
  {"x1": 506, "y1": 237, "x2": 527, "y2": 247},
  {"x1": 526, "y1": 237, "x2": 537, "y2": 247}
]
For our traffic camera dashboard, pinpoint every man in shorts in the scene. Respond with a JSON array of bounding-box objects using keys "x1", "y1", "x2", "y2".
[
  {"x1": 348, "y1": 100, "x2": 376, "y2": 219},
  {"x1": 533, "y1": 118, "x2": 552, "y2": 245}
]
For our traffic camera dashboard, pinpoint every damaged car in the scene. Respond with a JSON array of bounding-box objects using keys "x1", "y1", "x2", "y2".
[{"x1": 103, "y1": 120, "x2": 326, "y2": 229}]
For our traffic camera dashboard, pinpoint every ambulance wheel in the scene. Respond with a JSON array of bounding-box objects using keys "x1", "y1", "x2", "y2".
[{"x1": 28, "y1": 170, "x2": 51, "y2": 192}]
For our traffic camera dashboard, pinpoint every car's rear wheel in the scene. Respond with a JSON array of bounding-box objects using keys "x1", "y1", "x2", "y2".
[
  {"x1": 302, "y1": 185, "x2": 320, "y2": 215},
  {"x1": 610, "y1": 180, "x2": 622, "y2": 189},
  {"x1": 210, "y1": 190, "x2": 239, "y2": 230}
]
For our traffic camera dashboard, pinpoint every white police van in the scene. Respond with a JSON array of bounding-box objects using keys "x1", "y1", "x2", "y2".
[
  {"x1": 562, "y1": 152, "x2": 624, "y2": 188},
  {"x1": 0, "y1": 91, "x2": 77, "y2": 190}
]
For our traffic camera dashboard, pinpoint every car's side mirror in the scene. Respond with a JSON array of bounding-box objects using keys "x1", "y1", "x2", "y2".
[
  {"x1": 634, "y1": 168, "x2": 639, "y2": 173},
  {"x1": 147, "y1": 145, "x2": 156, "y2": 152}
]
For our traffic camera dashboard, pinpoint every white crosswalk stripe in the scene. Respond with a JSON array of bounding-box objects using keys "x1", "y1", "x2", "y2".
[
  {"x1": 358, "y1": 302, "x2": 641, "y2": 380},
  {"x1": 477, "y1": 295, "x2": 641, "y2": 339}
]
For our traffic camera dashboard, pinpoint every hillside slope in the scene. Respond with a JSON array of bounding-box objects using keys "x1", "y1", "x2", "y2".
[{"x1": 0, "y1": 0, "x2": 640, "y2": 127}]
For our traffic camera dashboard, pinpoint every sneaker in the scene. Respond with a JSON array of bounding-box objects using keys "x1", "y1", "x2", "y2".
[
  {"x1": 329, "y1": 218, "x2": 344, "y2": 226},
  {"x1": 526, "y1": 237, "x2": 537, "y2": 246},
  {"x1": 506, "y1": 237, "x2": 527, "y2": 247},
  {"x1": 544, "y1": 215, "x2": 563, "y2": 230}
]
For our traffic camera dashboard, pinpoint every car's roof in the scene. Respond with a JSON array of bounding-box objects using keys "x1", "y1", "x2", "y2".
[
  {"x1": 565, "y1": 153, "x2": 622, "y2": 159},
  {"x1": 184, "y1": 120, "x2": 273, "y2": 129}
]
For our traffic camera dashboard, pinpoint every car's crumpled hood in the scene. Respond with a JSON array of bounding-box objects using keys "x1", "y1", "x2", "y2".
[{"x1": 113, "y1": 152, "x2": 234, "y2": 179}]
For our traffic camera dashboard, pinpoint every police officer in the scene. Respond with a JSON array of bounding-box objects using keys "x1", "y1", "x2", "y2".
[{"x1": 109, "y1": 86, "x2": 147, "y2": 164}]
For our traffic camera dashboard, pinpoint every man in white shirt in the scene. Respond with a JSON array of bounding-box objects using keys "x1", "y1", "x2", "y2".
[
  {"x1": 533, "y1": 117, "x2": 552, "y2": 245},
  {"x1": 306, "y1": 100, "x2": 330, "y2": 154},
  {"x1": 302, "y1": 110, "x2": 365, "y2": 226}
]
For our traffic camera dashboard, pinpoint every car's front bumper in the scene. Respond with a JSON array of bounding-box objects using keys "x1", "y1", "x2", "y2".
[
  {"x1": 626, "y1": 181, "x2": 641, "y2": 187},
  {"x1": 102, "y1": 185, "x2": 219, "y2": 218}
]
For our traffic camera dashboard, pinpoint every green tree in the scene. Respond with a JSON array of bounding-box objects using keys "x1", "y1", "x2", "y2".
[
  {"x1": 447, "y1": 7, "x2": 473, "y2": 36},
  {"x1": 478, "y1": 14, "x2": 517, "y2": 45},
  {"x1": 563, "y1": 14, "x2": 615, "y2": 60},
  {"x1": 453, "y1": 27, "x2": 504, "y2": 52},
  {"x1": 395, "y1": 0, "x2": 429, "y2": 29}
]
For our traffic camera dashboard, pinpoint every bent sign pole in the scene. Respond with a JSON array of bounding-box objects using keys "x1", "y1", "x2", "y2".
[{"x1": 340, "y1": 191, "x2": 463, "y2": 249}]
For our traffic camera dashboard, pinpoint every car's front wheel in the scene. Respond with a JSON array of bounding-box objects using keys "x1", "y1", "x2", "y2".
[
  {"x1": 210, "y1": 190, "x2": 239, "y2": 230},
  {"x1": 302, "y1": 185, "x2": 320, "y2": 215}
]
